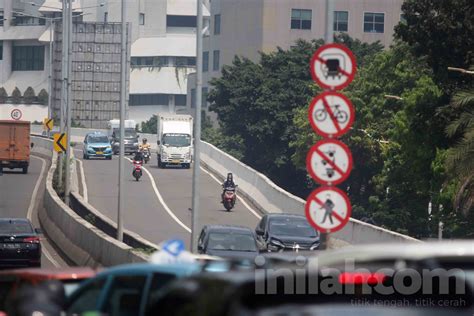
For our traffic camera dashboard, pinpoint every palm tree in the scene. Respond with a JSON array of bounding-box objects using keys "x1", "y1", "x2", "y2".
[{"x1": 445, "y1": 88, "x2": 474, "y2": 215}]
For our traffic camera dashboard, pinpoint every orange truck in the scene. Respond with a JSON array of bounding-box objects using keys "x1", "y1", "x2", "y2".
[{"x1": 0, "y1": 120, "x2": 32, "y2": 174}]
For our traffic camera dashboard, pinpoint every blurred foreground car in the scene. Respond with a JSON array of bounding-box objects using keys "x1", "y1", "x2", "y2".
[
  {"x1": 0, "y1": 267, "x2": 96, "y2": 311},
  {"x1": 198, "y1": 225, "x2": 259, "y2": 259},
  {"x1": 83, "y1": 132, "x2": 113, "y2": 160},
  {"x1": 0, "y1": 218, "x2": 42, "y2": 268},
  {"x1": 65, "y1": 263, "x2": 202, "y2": 316},
  {"x1": 256, "y1": 214, "x2": 320, "y2": 252},
  {"x1": 147, "y1": 242, "x2": 474, "y2": 316}
]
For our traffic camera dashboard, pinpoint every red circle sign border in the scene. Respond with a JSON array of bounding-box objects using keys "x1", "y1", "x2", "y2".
[
  {"x1": 11, "y1": 109, "x2": 22, "y2": 120},
  {"x1": 308, "y1": 91, "x2": 355, "y2": 138},
  {"x1": 310, "y1": 43, "x2": 357, "y2": 90},
  {"x1": 305, "y1": 186, "x2": 352, "y2": 233},
  {"x1": 306, "y1": 139, "x2": 353, "y2": 186}
]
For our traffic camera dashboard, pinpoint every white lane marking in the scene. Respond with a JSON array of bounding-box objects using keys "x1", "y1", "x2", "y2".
[
  {"x1": 29, "y1": 156, "x2": 61, "y2": 268},
  {"x1": 124, "y1": 157, "x2": 192, "y2": 233},
  {"x1": 200, "y1": 166, "x2": 262, "y2": 220},
  {"x1": 75, "y1": 158, "x2": 89, "y2": 203}
]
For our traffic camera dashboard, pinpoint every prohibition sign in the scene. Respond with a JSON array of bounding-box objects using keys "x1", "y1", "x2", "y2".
[
  {"x1": 308, "y1": 91, "x2": 355, "y2": 138},
  {"x1": 310, "y1": 43, "x2": 357, "y2": 90},
  {"x1": 11, "y1": 109, "x2": 22, "y2": 120},
  {"x1": 306, "y1": 139, "x2": 353, "y2": 185},
  {"x1": 305, "y1": 186, "x2": 351, "y2": 233}
]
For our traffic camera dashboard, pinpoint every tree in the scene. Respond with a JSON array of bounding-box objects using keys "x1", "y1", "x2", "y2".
[
  {"x1": 11, "y1": 87, "x2": 22, "y2": 104},
  {"x1": 444, "y1": 87, "x2": 474, "y2": 215},
  {"x1": 23, "y1": 86, "x2": 36, "y2": 104},
  {"x1": 395, "y1": 0, "x2": 474, "y2": 88},
  {"x1": 0, "y1": 87, "x2": 7, "y2": 103},
  {"x1": 141, "y1": 115, "x2": 157, "y2": 134},
  {"x1": 38, "y1": 89, "x2": 49, "y2": 105}
]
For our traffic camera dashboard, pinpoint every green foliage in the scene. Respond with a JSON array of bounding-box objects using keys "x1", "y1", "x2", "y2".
[
  {"x1": 11, "y1": 87, "x2": 22, "y2": 104},
  {"x1": 23, "y1": 86, "x2": 36, "y2": 104},
  {"x1": 141, "y1": 115, "x2": 157, "y2": 134},
  {"x1": 0, "y1": 87, "x2": 7, "y2": 103},
  {"x1": 395, "y1": 0, "x2": 474, "y2": 88},
  {"x1": 38, "y1": 89, "x2": 49, "y2": 105}
]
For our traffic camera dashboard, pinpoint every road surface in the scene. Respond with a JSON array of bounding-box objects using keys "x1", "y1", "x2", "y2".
[
  {"x1": 0, "y1": 154, "x2": 68, "y2": 267},
  {"x1": 74, "y1": 147, "x2": 261, "y2": 249}
]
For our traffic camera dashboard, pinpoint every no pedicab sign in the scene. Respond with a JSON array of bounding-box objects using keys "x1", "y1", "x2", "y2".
[
  {"x1": 308, "y1": 91, "x2": 355, "y2": 138},
  {"x1": 310, "y1": 43, "x2": 356, "y2": 90},
  {"x1": 306, "y1": 139, "x2": 353, "y2": 186},
  {"x1": 305, "y1": 186, "x2": 351, "y2": 233}
]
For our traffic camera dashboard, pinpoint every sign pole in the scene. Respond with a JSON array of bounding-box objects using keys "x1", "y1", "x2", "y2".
[
  {"x1": 320, "y1": 0, "x2": 334, "y2": 250},
  {"x1": 191, "y1": 0, "x2": 203, "y2": 253},
  {"x1": 58, "y1": 0, "x2": 67, "y2": 191},
  {"x1": 47, "y1": 20, "x2": 54, "y2": 139},
  {"x1": 64, "y1": 0, "x2": 73, "y2": 205}
]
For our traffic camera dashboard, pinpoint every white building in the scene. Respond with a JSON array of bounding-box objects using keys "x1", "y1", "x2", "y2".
[{"x1": 0, "y1": 0, "x2": 208, "y2": 126}]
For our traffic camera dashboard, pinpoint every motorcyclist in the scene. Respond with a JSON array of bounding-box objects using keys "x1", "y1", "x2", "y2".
[
  {"x1": 139, "y1": 138, "x2": 151, "y2": 152},
  {"x1": 221, "y1": 173, "x2": 236, "y2": 202},
  {"x1": 133, "y1": 150, "x2": 144, "y2": 164}
]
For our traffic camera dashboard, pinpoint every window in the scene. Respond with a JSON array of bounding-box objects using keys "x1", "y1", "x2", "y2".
[
  {"x1": 139, "y1": 13, "x2": 145, "y2": 25},
  {"x1": 334, "y1": 11, "x2": 348, "y2": 32},
  {"x1": 212, "y1": 50, "x2": 220, "y2": 71},
  {"x1": 291, "y1": 9, "x2": 312, "y2": 30},
  {"x1": 175, "y1": 94, "x2": 186, "y2": 106},
  {"x1": 12, "y1": 45, "x2": 45, "y2": 71},
  {"x1": 0, "y1": 41, "x2": 3, "y2": 61},
  {"x1": 214, "y1": 14, "x2": 221, "y2": 35},
  {"x1": 364, "y1": 12, "x2": 384, "y2": 33},
  {"x1": 146, "y1": 273, "x2": 177, "y2": 311},
  {"x1": 13, "y1": 16, "x2": 46, "y2": 26},
  {"x1": 67, "y1": 278, "x2": 107, "y2": 313},
  {"x1": 166, "y1": 15, "x2": 196, "y2": 28},
  {"x1": 104, "y1": 276, "x2": 147, "y2": 316},
  {"x1": 203, "y1": 51, "x2": 209, "y2": 72},
  {"x1": 0, "y1": 16, "x2": 3, "y2": 27},
  {"x1": 176, "y1": 56, "x2": 196, "y2": 67},
  {"x1": 202, "y1": 87, "x2": 208, "y2": 107},
  {"x1": 191, "y1": 89, "x2": 196, "y2": 108},
  {"x1": 400, "y1": 13, "x2": 407, "y2": 24},
  {"x1": 130, "y1": 94, "x2": 170, "y2": 106},
  {"x1": 131, "y1": 56, "x2": 195, "y2": 68},
  {"x1": 104, "y1": 12, "x2": 108, "y2": 23}
]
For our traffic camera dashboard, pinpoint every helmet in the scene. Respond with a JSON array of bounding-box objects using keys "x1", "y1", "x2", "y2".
[{"x1": 143, "y1": 138, "x2": 147, "y2": 142}]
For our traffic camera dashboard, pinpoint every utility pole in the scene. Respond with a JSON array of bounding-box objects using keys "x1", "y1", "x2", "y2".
[
  {"x1": 64, "y1": 0, "x2": 73, "y2": 204},
  {"x1": 191, "y1": 0, "x2": 203, "y2": 253},
  {"x1": 58, "y1": 0, "x2": 68, "y2": 191},
  {"x1": 319, "y1": 0, "x2": 334, "y2": 251},
  {"x1": 47, "y1": 20, "x2": 54, "y2": 138},
  {"x1": 117, "y1": 0, "x2": 127, "y2": 241}
]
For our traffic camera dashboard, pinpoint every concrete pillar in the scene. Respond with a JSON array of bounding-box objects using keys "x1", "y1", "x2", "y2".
[
  {"x1": 1, "y1": 0, "x2": 13, "y2": 86},
  {"x1": 168, "y1": 94, "x2": 175, "y2": 113}
]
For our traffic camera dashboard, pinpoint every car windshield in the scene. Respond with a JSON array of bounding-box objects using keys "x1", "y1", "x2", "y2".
[
  {"x1": 88, "y1": 136, "x2": 109, "y2": 143},
  {"x1": 113, "y1": 129, "x2": 137, "y2": 139},
  {"x1": 269, "y1": 218, "x2": 317, "y2": 238},
  {"x1": 207, "y1": 232, "x2": 257, "y2": 252},
  {"x1": 0, "y1": 221, "x2": 33, "y2": 234},
  {"x1": 162, "y1": 133, "x2": 191, "y2": 147}
]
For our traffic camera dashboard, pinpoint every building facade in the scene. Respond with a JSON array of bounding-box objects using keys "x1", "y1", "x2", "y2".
[{"x1": 187, "y1": 0, "x2": 404, "y2": 113}]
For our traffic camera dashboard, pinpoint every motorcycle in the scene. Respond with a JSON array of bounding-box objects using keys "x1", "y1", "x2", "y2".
[
  {"x1": 222, "y1": 185, "x2": 238, "y2": 211},
  {"x1": 143, "y1": 148, "x2": 151, "y2": 164},
  {"x1": 132, "y1": 160, "x2": 143, "y2": 181}
]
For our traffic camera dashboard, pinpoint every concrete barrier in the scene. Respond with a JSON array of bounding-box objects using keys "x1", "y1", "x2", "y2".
[{"x1": 200, "y1": 141, "x2": 420, "y2": 244}]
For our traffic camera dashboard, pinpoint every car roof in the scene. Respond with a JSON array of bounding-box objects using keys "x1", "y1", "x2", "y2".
[
  {"x1": 204, "y1": 225, "x2": 253, "y2": 234},
  {"x1": 94, "y1": 262, "x2": 202, "y2": 278},
  {"x1": 311, "y1": 240, "x2": 474, "y2": 266},
  {"x1": 86, "y1": 132, "x2": 107, "y2": 137},
  {"x1": 0, "y1": 267, "x2": 97, "y2": 280},
  {"x1": 266, "y1": 213, "x2": 306, "y2": 219},
  {"x1": 0, "y1": 218, "x2": 32, "y2": 224}
]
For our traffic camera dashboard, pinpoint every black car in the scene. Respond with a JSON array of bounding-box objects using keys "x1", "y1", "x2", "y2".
[
  {"x1": 197, "y1": 225, "x2": 259, "y2": 259},
  {"x1": 255, "y1": 213, "x2": 320, "y2": 252},
  {"x1": 0, "y1": 218, "x2": 41, "y2": 268}
]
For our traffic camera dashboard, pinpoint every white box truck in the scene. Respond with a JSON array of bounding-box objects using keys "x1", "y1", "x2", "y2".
[
  {"x1": 157, "y1": 114, "x2": 193, "y2": 169},
  {"x1": 107, "y1": 119, "x2": 138, "y2": 154}
]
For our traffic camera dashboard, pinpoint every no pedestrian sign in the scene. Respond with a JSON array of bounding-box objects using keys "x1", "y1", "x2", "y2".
[
  {"x1": 308, "y1": 91, "x2": 355, "y2": 138},
  {"x1": 310, "y1": 43, "x2": 356, "y2": 90},
  {"x1": 305, "y1": 186, "x2": 352, "y2": 233},
  {"x1": 306, "y1": 139, "x2": 353, "y2": 186}
]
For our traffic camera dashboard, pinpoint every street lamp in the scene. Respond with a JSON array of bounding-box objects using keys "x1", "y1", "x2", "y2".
[
  {"x1": 28, "y1": 2, "x2": 105, "y2": 11},
  {"x1": 447, "y1": 67, "x2": 474, "y2": 75}
]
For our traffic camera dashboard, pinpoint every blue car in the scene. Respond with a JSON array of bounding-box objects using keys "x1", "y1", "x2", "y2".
[
  {"x1": 83, "y1": 132, "x2": 113, "y2": 160},
  {"x1": 65, "y1": 263, "x2": 202, "y2": 315}
]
